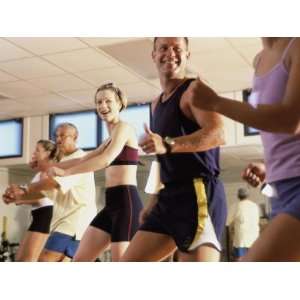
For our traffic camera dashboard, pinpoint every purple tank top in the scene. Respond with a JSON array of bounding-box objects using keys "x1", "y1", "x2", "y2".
[{"x1": 249, "y1": 38, "x2": 300, "y2": 183}]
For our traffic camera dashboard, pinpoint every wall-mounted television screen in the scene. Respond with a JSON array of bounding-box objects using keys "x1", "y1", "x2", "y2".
[
  {"x1": 49, "y1": 110, "x2": 101, "y2": 150},
  {"x1": 101, "y1": 103, "x2": 151, "y2": 142},
  {"x1": 243, "y1": 89, "x2": 260, "y2": 136},
  {"x1": 0, "y1": 118, "x2": 23, "y2": 159}
]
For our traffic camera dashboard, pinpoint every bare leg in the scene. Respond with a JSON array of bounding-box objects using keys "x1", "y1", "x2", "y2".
[
  {"x1": 16, "y1": 231, "x2": 49, "y2": 262},
  {"x1": 120, "y1": 230, "x2": 176, "y2": 262},
  {"x1": 111, "y1": 242, "x2": 129, "y2": 261},
  {"x1": 73, "y1": 226, "x2": 110, "y2": 262},
  {"x1": 38, "y1": 249, "x2": 67, "y2": 262},
  {"x1": 178, "y1": 243, "x2": 220, "y2": 262},
  {"x1": 242, "y1": 213, "x2": 300, "y2": 262},
  {"x1": 61, "y1": 256, "x2": 72, "y2": 262}
]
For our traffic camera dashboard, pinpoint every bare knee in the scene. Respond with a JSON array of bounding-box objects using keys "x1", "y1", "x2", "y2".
[
  {"x1": 16, "y1": 254, "x2": 37, "y2": 262},
  {"x1": 179, "y1": 243, "x2": 220, "y2": 262},
  {"x1": 38, "y1": 250, "x2": 64, "y2": 262}
]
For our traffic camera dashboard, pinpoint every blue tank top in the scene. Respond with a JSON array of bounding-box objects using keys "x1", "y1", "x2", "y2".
[{"x1": 151, "y1": 78, "x2": 220, "y2": 184}]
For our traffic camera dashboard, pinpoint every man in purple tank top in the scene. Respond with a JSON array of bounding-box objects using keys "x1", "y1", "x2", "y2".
[{"x1": 187, "y1": 37, "x2": 300, "y2": 261}]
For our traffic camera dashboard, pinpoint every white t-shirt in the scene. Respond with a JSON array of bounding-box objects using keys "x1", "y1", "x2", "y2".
[
  {"x1": 42, "y1": 149, "x2": 97, "y2": 239},
  {"x1": 31, "y1": 172, "x2": 53, "y2": 211},
  {"x1": 233, "y1": 199, "x2": 260, "y2": 248},
  {"x1": 144, "y1": 161, "x2": 164, "y2": 195}
]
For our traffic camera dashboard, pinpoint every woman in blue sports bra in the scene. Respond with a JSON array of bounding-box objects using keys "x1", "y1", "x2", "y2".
[
  {"x1": 47, "y1": 83, "x2": 143, "y2": 261},
  {"x1": 187, "y1": 37, "x2": 300, "y2": 261}
]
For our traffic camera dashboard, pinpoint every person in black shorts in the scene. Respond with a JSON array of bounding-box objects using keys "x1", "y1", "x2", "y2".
[
  {"x1": 121, "y1": 37, "x2": 227, "y2": 262},
  {"x1": 46, "y1": 83, "x2": 143, "y2": 261},
  {"x1": 8, "y1": 140, "x2": 58, "y2": 261}
]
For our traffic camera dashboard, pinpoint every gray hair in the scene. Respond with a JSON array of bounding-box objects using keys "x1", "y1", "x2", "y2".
[{"x1": 55, "y1": 122, "x2": 78, "y2": 138}]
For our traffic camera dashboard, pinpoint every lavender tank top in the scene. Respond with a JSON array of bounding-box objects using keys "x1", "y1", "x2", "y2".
[{"x1": 249, "y1": 38, "x2": 300, "y2": 183}]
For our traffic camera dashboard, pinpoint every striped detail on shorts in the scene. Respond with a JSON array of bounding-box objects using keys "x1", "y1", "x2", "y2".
[{"x1": 191, "y1": 178, "x2": 208, "y2": 246}]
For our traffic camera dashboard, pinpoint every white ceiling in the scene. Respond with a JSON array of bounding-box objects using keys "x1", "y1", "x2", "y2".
[{"x1": 0, "y1": 37, "x2": 261, "y2": 120}]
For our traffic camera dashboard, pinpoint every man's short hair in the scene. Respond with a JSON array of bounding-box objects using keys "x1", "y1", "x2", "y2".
[
  {"x1": 153, "y1": 37, "x2": 189, "y2": 49},
  {"x1": 55, "y1": 122, "x2": 79, "y2": 138},
  {"x1": 237, "y1": 188, "x2": 249, "y2": 200}
]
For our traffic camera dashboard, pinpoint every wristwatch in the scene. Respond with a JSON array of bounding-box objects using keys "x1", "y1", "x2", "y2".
[{"x1": 163, "y1": 136, "x2": 175, "y2": 154}]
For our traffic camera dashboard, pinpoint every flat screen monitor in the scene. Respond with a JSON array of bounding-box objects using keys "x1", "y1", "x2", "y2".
[
  {"x1": 49, "y1": 110, "x2": 101, "y2": 150},
  {"x1": 101, "y1": 103, "x2": 151, "y2": 142},
  {"x1": 0, "y1": 118, "x2": 23, "y2": 159},
  {"x1": 243, "y1": 89, "x2": 260, "y2": 136}
]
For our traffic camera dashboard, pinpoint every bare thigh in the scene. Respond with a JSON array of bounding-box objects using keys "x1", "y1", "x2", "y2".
[
  {"x1": 73, "y1": 226, "x2": 111, "y2": 262},
  {"x1": 242, "y1": 213, "x2": 300, "y2": 262},
  {"x1": 61, "y1": 256, "x2": 72, "y2": 262},
  {"x1": 120, "y1": 230, "x2": 176, "y2": 262},
  {"x1": 39, "y1": 249, "x2": 67, "y2": 262},
  {"x1": 16, "y1": 231, "x2": 49, "y2": 262},
  {"x1": 111, "y1": 242, "x2": 130, "y2": 261},
  {"x1": 178, "y1": 243, "x2": 220, "y2": 262}
]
